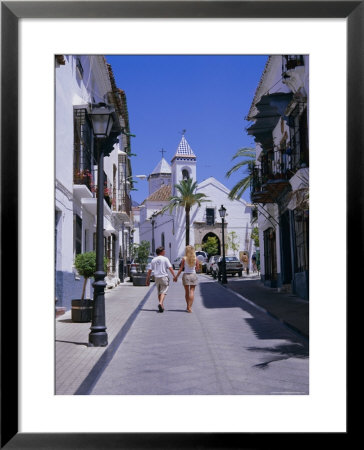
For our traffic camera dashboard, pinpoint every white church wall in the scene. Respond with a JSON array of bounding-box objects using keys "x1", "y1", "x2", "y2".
[{"x1": 195, "y1": 178, "x2": 253, "y2": 256}]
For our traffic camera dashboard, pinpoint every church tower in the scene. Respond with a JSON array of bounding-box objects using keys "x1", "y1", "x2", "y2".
[
  {"x1": 171, "y1": 134, "x2": 197, "y2": 196},
  {"x1": 147, "y1": 157, "x2": 172, "y2": 195}
]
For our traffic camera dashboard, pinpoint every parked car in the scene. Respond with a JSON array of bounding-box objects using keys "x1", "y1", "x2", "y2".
[
  {"x1": 172, "y1": 256, "x2": 184, "y2": 270},
  {"x1": 206, "y1": 255, "x2": 220, "y2": 274},
  {"x1": 130, "y1": 255, "x2": 154, "y2": 282},
  {"x1": 211, "y1": 256, "x2": 243, "y2": 278},
  {"x1": 195, "y1": 251, "x2": 208, "y2": 272}
]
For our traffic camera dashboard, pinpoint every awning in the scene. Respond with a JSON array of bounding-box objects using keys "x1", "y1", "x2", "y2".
[{"x1": 247, "y1": 92, "x2": 293, "y2": 150}]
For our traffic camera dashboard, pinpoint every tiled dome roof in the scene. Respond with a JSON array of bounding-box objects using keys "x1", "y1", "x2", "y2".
[{"x1": 172, "y1": 135, "x2": 196, "y2": 160}]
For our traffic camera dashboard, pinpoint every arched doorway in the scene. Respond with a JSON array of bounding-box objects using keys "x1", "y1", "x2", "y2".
[{"x1": 202, "y1": 232, "x2": 221, "y2": 256}]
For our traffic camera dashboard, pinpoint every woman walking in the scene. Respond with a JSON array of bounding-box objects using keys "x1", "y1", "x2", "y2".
[{"x1": 174, "y1": 245, "x2": 200, "y2": 313}]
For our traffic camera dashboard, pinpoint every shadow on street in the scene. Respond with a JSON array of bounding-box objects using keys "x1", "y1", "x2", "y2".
[{"x1": 199, "y1": 280, "x2": 309, "y2": 365}]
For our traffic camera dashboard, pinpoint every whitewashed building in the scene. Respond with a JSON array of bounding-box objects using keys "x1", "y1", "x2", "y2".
[
  {"x1": 247, "y1": 55, "x2": 309, "y2": 299},
  {"x1": 55, "y1": 55, "x2": 134, "y2": 312},
  {"x1": 135, "y1": 135, "x2": 255, "y2": 266}
]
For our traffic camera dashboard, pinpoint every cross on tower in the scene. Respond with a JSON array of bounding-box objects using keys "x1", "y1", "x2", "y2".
[
  {"x1": 180, "y1": 129, "x2": 187, "y2": 136},
  {"x1": 160, "y1": 148, "x2": 166, "y2": 158}
]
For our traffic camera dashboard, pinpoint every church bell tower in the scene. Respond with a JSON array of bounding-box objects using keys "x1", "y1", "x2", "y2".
[{"x1": 171, "y1": 133, "x2": 197, "y2": 196}]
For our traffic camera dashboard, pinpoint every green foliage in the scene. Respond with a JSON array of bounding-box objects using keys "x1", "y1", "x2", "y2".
[
  {"x1": 225, "y1": 147, "x2": 256, "y2": 200},
  {"x1": 74, "y1": 251, "x2": 108, "y2": 300},
  {"x1": 133, "y1": 240, "x2": 150, "y2": 272},
  {"x1": 75, "y1": 251, "x2": 97, "y2": 279},
  {"x1": 202, "y1": 236, "x2": 219, "y2": 256},
  {"x1": 161, "y1": 178, "x2": 209, "y2": 246},
  {"x1": 251, "y1": 227, "x2": 260, "y2": 247},
  {"x1": 227, "y1": 231, "x2": 240, "y2": 255}
]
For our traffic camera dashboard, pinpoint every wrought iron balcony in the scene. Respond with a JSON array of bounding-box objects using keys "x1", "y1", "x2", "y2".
[
  {"x1": 73, "y1": 169, "x2": 94, "y2": 192},
  {"x1": 250, "y1": 166, "x2": 291, "y2": 204}
]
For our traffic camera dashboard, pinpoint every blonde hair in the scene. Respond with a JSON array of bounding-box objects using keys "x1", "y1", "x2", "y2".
[{"x1": 185, "y1": 245, "x2": 197, "y2": 267}]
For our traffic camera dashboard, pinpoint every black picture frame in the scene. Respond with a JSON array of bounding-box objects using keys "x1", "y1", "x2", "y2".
[{"x1": 1, "y1": 1, "x2": 357, "y2": 448}]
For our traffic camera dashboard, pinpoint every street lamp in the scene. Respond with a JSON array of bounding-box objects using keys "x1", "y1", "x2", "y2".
[
  {"x1": 150, "y1": 215, "x2": 156, "y2": 255},
  {"x1": 218, "y1": 205, "x2": 228, "y2": 284},
  {"x1": 88, "y1": 102, "x2": 121, "y2": 347}
]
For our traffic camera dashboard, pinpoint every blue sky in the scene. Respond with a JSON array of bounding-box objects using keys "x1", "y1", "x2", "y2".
[{"x1": 106, "y1": 55, "x2": 268, "y2": 204}]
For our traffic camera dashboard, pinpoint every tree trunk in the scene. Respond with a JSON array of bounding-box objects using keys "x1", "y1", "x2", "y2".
[
  {"x1": 81, "y1": 277, "x2": 88, "y2": 300},
  {"x1": 185, "y1": 206, "x2": 190, "y2": 246}
]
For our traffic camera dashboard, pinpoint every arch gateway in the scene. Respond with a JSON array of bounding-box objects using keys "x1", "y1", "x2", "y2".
[{"x1": 193, "y1": 222, "x2": 227, "y2": 255}]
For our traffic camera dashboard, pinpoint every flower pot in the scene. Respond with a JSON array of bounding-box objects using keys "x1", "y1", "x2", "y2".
[
  {"x1": 132, "y1": 273, "x2": 148, "y2": 286},
  {"x1": 71, "y1": 299, "x2": 93, "y2": 322}
]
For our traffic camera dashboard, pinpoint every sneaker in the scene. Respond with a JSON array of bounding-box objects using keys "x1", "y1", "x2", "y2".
[{"x1": 158, "y1": 304, "x2": 164, "y2": 313}]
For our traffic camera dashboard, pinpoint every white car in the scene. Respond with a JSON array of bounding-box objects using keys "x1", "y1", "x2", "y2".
[
  {"x1": 130, "y1": 255, "x2": 154, "y2": 281},
  {"x1": 172, "y1": 257, "x2": 184, "y2": 270},
  {"x1": 206, "y1": 255, "x2": 220, "y2": 274},
  {"x1": 195, "y1": 251, "x2": 208, "y2": 272}
]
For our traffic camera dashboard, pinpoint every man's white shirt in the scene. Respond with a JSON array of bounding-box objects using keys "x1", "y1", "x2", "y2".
[{"x1": 151, "y1": 255, "x2": 172, "y2": 278}]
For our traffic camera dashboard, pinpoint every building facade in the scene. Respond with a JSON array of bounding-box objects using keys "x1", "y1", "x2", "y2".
[
  {"x1": 247, "y1": 55, "x2": 309, "y2": 299},
  {"x1": 135, "y1": 135, "x2": 255, "y2": 265},
  {"x1": 55, "y1": 55, "x2": 134, "y2": 311}
]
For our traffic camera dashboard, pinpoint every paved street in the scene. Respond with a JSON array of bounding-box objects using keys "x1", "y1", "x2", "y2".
[{"x1": 56, "y1": 274, "x2": 308, "y2": 396}]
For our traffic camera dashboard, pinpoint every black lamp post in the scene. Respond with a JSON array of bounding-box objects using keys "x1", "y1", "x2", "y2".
[
  {"x1": 150, "y1": 214, "x2": 156, "y2": 254},
  {"x1": 218, "y1": 205, "x2": 228, "y2": 284},
  {"x1": 88, "y1": 102, "x2": 121, "y2": 347}
]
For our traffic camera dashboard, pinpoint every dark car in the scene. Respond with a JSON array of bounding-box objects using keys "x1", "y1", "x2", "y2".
[{"x1": 211, "y1": 256, "x2": 243, "y2": 278}]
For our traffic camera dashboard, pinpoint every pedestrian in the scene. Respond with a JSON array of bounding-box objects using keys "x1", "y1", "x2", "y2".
[
  {"x1": 174, "y1": 245, "x2": 200, "y2": 313},
  {"x1": 146, "y1": 246, "x2": 176, "y2": 313},
  {"x1": 252, "y1": 253, "x2": 257, "y2": 273},
  {"x1": 241, "y1": 252, "x2": 249, "y2": 275}
]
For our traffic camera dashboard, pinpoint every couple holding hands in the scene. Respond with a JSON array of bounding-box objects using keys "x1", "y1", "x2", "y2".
[{"x1": 146, "y1": 245, "x2": 200, "y2": 313}]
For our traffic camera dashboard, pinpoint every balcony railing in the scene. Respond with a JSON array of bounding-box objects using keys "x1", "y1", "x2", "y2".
[
  {"x1": 250, "y1": 165, "x2": 291, "y2": 204},
  {"x1": 74, "y1": 169, "x2": 94, "y2": 192},
  {"x1": 118, "y1": 191, "x2": 132, "y2": 215},
  {"x1": 282, "y1": 55, "x2": 304, "y2": 73}
]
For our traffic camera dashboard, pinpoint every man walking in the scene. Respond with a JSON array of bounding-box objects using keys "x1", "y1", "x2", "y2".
[{"x1": 146, "y1": 246, "x2": 176, "y2": 312}]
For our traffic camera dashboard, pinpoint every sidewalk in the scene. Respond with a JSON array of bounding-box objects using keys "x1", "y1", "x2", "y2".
[
  {"x1": 214, "y1": 273, "x2": 309, "y2": 338},
  {"x1": 55, "y1": 280, "x2": 154, "y2": 394}
]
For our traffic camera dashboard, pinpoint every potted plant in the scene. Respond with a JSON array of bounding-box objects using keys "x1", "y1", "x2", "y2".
[
  {"x1": 71, "y1": 251, "x2": 107, "y2": 322},
  {"x1": 132, "y1": 240, "x2": 150, "y2": 286}
]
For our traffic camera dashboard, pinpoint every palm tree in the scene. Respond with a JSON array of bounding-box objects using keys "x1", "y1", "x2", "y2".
[
  {"x1": 162, "y1": 178, "x2": 209, "y2": 246},
  {"x1": 225, "y1": 147, "x2": 256, "y2": 200}
]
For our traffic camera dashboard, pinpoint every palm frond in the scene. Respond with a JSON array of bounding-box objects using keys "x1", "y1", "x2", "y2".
[
  {"x1": 228, "y1": 175, "x2": 251, "y2": 200},
  {"x1": 226, "y1": 159, "x2": 253, "y2": 178},
  {"x1": 231, "y1": 147, "x2": 255, "y2": 161}
]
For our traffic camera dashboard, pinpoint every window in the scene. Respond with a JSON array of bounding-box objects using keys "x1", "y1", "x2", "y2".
[
  {"x1": 74, "y1": 108, "x2": 95, "y2": 191},
  {"x1": 182, "y1": 169, "x2": 189, "y2": 180},
  {"x1": 112, "y1": 234, "x2": 116, "y2": 272},
  {"x1": 206, "y1": 208, "x2": 215, "y2": 225},
  {"x1": 161, "y1": 232, "x2": 165, "y2": 248},
  {"x1": 294, "y1": 210, "x2": 309, "y2": 272},
  {"x1": 282, "y1": 55, "x2": 304, "y2": 72},
  {"x1": 288, "y1": 105, "x2": 309, "y2": 170},
  {"x1": 263, "y1": 228, "x2": 277, "y2": 280},
  {"x1": 76, "y1": 56, "x2": 84, "y2": 78},
  {"x1": 74, "y1": 214, "x2": 82, "y2": 255}
]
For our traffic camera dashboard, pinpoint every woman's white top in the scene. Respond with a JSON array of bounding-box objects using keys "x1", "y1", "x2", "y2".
[{"x1": 183, "y1": 258, "x2": 196, "y2": 274}]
